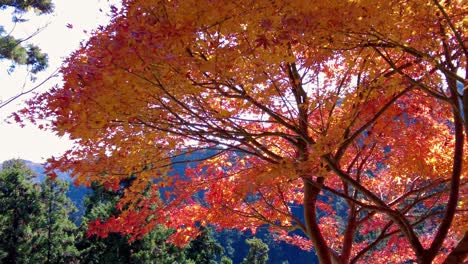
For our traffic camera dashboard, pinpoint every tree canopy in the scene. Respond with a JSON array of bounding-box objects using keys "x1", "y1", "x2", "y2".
[
  {"x1": 241, "y1": 238, "x2": 269, "y2": 264},
  {"x1": 0, "y1": 0, "x2": 52, "y2": 73},
  {"x1": 21, "y1": 0, "x2": 467, "y2": 263},
  {"x1": 0, "y1": 159, "x2": 78, "y2": 263},
  {"x1": 0, "y1": 159, "x2": 41, "y2": 263}
]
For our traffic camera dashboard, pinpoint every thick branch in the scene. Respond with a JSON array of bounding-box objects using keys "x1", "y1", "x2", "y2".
[
  {"x1": 322, "y1": 155, "x2": 425, "y2": 259},
  {"x1": 444, "y1": 232, "x2": 468, "y2": 264},
  {"x1": 426, "y1": 100, "x2": 465, "y2": 260},
  {"x1": 303, "y1": 177, "x2": 333, "y2": 264}
]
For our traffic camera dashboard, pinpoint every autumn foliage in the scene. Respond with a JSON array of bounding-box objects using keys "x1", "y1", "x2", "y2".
[{"x1": 21, "y1": 0, "x2": 467, "y2": 263}]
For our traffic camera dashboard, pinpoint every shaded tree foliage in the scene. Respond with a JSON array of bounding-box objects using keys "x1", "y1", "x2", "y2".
[
  {"x1": 184, "y1": 225, "x2": 225, "y2": 264},
  {"x1": 33, "y1": 178, "x2": 79, "y2": 263},
  {"x1": 0, "y1": 0, "x2": 52, "y2": 73},
  {"x1": 241, "y1": 238, "x2": 269, "y2": 264},
  {"x1": 0, "y1": 159, "x2": 41, "y2": 263},
  {"x1": 77, "y1": 182, "x2": 186, "y2": 263}
]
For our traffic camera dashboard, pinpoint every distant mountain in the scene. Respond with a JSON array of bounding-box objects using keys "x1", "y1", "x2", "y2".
[{"x1": 20, "y1": 160, "x2": 74, "y2": 183}]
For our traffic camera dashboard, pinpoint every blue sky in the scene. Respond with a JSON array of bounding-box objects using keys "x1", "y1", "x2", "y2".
[{"x1": 0, "y1": 0, "x2": 119, "y2": 162}]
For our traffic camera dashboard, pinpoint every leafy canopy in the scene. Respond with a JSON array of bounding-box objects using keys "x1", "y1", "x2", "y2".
[{"x1": 21, "y1": 0, "x2": 467, "y2": 263}]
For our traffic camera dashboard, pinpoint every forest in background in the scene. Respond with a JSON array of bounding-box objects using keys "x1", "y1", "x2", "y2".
[{"x1": 0, "y1": 158, "x2": 314, "y2": 264}]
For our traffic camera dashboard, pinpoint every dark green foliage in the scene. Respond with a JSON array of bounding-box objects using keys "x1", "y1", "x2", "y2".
[
  {"x1": 75, "y1": 181, "x2": 235, "y2": 263},
  {"x1": 0, "y1": 160, "x2": 80, "y2": 263},
  {"x1": 0, "y1": 28, "x2": 48, "y2": 74},
  {"x1": 0, "y1": 0, "x2": 53, "y2": 14},
  {"x1": 215, "y1": 229, "x2": 249, "y2": 262},
  {"x1": 75, "y1": 183, "x2": 132, "y2": 263},
  {"x1": 0, "y1": 160, "x2": 321, "y2": 263},
  {"x1": 184, "y1": 225, "x2": 225, "y2": 264},
  {"x1": 76, "y1": 231, "x2": 133, "y2": 264},
  {"x1": 215, "y1": 228, "x2": 315, "y2": 264},
  {"x1": 0, "y1": 159, "x2": 41, "y2": 263},
  {"x1": 241, "y1": 238, "x2": 269, "y2": 264},
  {"x1": 20, "y1": 160, "x2": 89, "y2": 224},
  {"x1": 221, "y1": 255, "x2": 234, "y2": 264},
  {"x1": 130, "y1": 227, "x2": 186, "y2": 264},
  {"x1": 76, "y1": 182, "x2": 187, "y2": 264},
  {"x1": 0, "y1": 0, "x2": 52, "y2": 73},
  {"x1": 33, "y1": 178, "x2": 79, "y2": 263}
]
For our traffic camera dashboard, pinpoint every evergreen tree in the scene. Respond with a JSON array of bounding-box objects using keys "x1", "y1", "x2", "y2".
[
  {"x1": 220, "y1": 255, "x2": 234, "y2": 264},
  {"x1": 0, "y1": 159, "x2": 41, "y2": 263},
  {"x1": 75, "y1": 183, "x2": 132, "y2": 263},
  {"x1": 184, "y1": 225, "x2": 225, "y2": 264},
  {"x1": 130, "y1": 226, "x2": 186, "y2": 264},
  {"x1": 0, "y1": 0, "x2": 53, "y2": 73},
  {"x1": 241, "y1": 238, "x2": 269, "y2": 264},
  {"x1": 76, "y1": 182, "x2": 186, "y2": 263},
  {"x1": 33, "y1": 177, "x2": 79, "y2": 263}
]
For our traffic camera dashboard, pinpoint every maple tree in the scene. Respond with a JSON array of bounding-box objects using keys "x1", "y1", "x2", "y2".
[{"x1": 20, "y1": 0, "x2": 467, "y2": 263}]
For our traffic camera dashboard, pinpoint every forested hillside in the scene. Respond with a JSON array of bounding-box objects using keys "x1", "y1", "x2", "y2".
[{"x1": 0, "y1": 159, "x2": 315, "y2": 263}]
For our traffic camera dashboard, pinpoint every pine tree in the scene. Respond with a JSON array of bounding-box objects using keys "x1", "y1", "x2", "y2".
[
  {"x1": 184, "y1": 225, "x2": 225, "y2": 264},
  {"x1": 77, "y1": 182, "x2": 186, "y2": 263},
  {"x1": 0, "y1": 0, "x2": 53, "y2": 73},
  {"x1": 0, "y1": 159, "x2": 41, "y2": 263},
  {"x1": 75, "y1": 183, "x2": 132, "y2": 263},
  {"x1": 220, "y1": 255, "x2": 234, "y2": 264},
  {"x1": 32, "y1": 177, "x2": 79, "y2": 263},
  {"x1": 130, "y1": 226, "x2": 186, "y2": 264},
  {"x1": 241, "y1": 238, "x2": 269, "y2": 264}
]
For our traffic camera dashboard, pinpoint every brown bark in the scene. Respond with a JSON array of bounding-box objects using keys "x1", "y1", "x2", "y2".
[
  {"x1": 424, "y1": 87, "x2": 466, "y2": 263},
  {"x1": 341, "y1": 204, "x2": 357, "y2": 263},
  {"x1": 444, "y1": 232, "x2": 468, "y2": 264},
  {"x1": 303, "y1": 177, "x2": 333, "y2": 264}
]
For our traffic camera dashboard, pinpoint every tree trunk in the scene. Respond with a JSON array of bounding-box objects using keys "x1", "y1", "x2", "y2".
[{"x1": 303, "y1": 177, "x2": 332, "y2": 264}]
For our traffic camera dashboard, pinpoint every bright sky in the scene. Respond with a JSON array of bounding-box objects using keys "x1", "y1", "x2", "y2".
[{"x1": 0, "y1": 0, "x2": 119, "y2": 163}]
